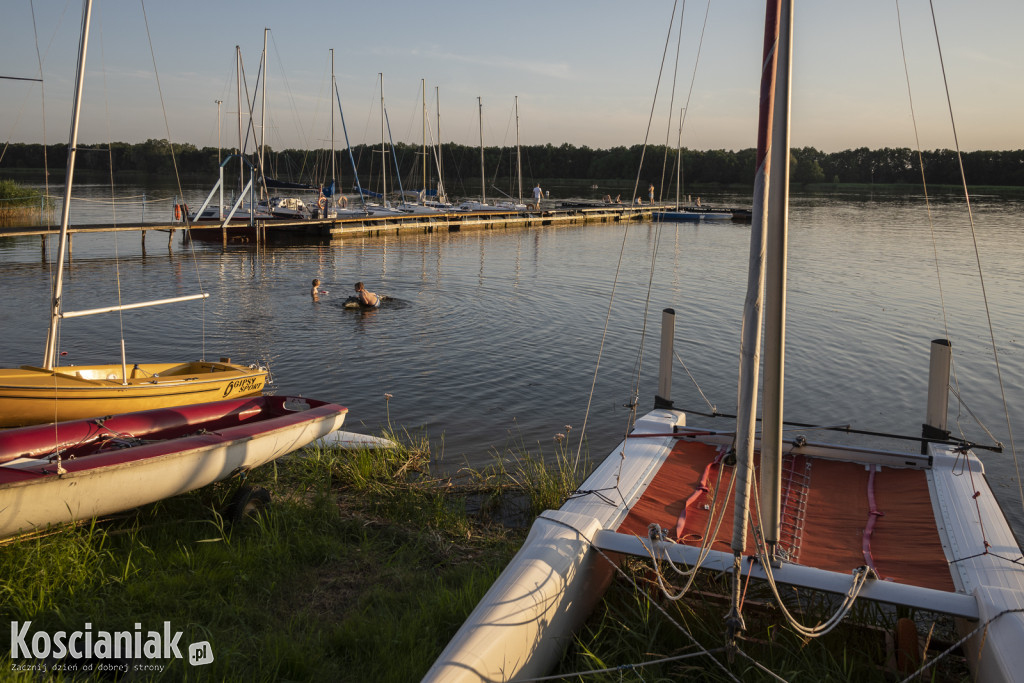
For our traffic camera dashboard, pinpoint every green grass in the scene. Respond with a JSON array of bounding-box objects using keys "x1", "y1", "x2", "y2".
[
  {"x1": 0, "y1": 179, "x2": 50, "y2": 225},
  {"x1": 552, "y1": 559, "x2": 970, "y2": 682},
  {"x1": 0, "y1": 431, "x2": 582, "y2": 682}
]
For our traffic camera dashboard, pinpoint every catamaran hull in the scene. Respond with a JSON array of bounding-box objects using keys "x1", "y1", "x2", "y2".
[
  {"x1": 0, "y1": 395, "x2": 346, "y2": 539},
  {"x1": 0, "y1": 361, "x2": 267, "y2": 428},
  {"x1": 425, "y1": 409, "x2": 1024, "y2": 682}
]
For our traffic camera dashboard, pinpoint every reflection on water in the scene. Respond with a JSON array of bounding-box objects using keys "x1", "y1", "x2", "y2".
[{"x1": 1, "y1": 187, "x2": 1022, "y2": 536}]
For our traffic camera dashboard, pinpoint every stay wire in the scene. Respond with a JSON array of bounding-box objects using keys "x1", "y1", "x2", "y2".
[
  {"x1": 96, "y1": 9, "x2": 127, "y2": 355},
  {"x1": 575, "y1": 0, "x2": 679, "y2": 469},
  {"x1": 658, "y1": 0, "x2": 685, "y2": 203},
  {"x1": 926, "y1": 0, "x2": 1021, "y2": 512},
  {"x1": 140, "y1": 0, "x2": 207, "y2": 358}
]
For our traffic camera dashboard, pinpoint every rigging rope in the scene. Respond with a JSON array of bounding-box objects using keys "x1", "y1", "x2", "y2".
[
  {"x1": 575, "y1": 0, "x2": 680, "y2": 480},
  {"x1": 544, "y1": 514, "x2": 744, "y2": 682},
  {"x1": 897, "y1": 0, "x2": 1022, "y2": 515},
  {"x1": 657, "y1": 0, "x2": 686, "y2": 204},
  {"x1": 139, "y1": 0, "x2": 207, "y2": 359},
  {"x1": 674, "y1": 349, "x2": 717, "y2": 414},
  {"x1": 96, "y1": 10, "x2": 128, "y2": 368}
]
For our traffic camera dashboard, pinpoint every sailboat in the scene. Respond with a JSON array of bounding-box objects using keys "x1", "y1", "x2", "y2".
[
  {"x1": 0, "y1": 2, "x2": 348, "y2": 541},
  {"x1": 0, "y1": 0, "x2": 267, "y2": 429},
  {"x1": 424, "y1": 1, "x2": 1024, "y2": 681},
  {"x1": 453, "y1": 97, "x2": 526, "y2": 214}
]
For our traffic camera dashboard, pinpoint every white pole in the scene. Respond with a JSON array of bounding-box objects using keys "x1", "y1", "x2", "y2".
[
  {"x1": 331, "y1": 50, "x2": 336, "y2": 191},
  {"x1": 478, "y1": 97, "x2": 485, "y2": 204},
  {"x1": 656, "y1": 308, "x2": 676, "y2": 408},
  {"x1": 515, "y1": 96, "x2": 522, "y2": 206},
  {"x1": 923, "y1": 339, "x2": 952, "y2": 453}
]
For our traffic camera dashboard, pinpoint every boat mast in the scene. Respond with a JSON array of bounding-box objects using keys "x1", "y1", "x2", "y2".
[
  {"x1": 675, "y1": 108, "x2": 683, "y2": 210},
  {"x1": 727, "y1": 0, "x2": 790, "y2": 639},
  {"x1": 43, "y1": 0, "x2": 92, "y2": 370},
  {"x1": 331, "y1": 49, "x2": 336, "y2": 191},
  {"x1": 259, "y1": 28, "x2": 268, "y2": 200},
  {"x1": 422, "y1": 79, "x2": 427, "y2": 200},
  {"x1": 236, "y1": 46, "x2": 243, "y2": 195},
  {"x1": 437, "y1": 86, "x2": 445, "y2": 203},
  {"x1": 515, "y1": 96, "x2": 522, "y2": 206},
  {"x1": 478, "y1": 97, "x2": 485, "y2": 204},
  {"x1": 380, "y1": 73, "x2": 386, "y2": 206}
]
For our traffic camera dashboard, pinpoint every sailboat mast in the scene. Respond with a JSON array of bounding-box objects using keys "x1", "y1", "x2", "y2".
[
  {"x1": 675, "y1": 108, "x2": 683, "y2": 210},
  {"x1": 260, "y1": 28, "x2": 268, "y2": 200},
  {"x1": 730, "y1": 0, "x2": 786, "y2": 563},
  {"x1": 331, "y1": 49, "x2": 336, "y2": 188},
  {"x1": 515, "y1": 96, "x2": 522, "y2": 206},
  {"x1": 437, "y1": 87, "x2": 444, "y2": 202},
  {"x1": 422, "y1": 79, "x2": 427, "y2": 199},
  {"x1": 236, "y1": 46, "x2": 243, "y2": 194},
  {"x1": 380, "y1": 73, "x2": 386, "y2": 206},
  {"x1": 43, "y1": 0, "x2": 92, "y2": 370},
  {"x1": 478, "y1": 97, "x2": 485, "y2": 204}
]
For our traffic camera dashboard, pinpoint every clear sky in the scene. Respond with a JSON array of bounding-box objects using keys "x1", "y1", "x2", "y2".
[{"x1": 2, "y1": 1, "x2": 1021, "y2": 154}]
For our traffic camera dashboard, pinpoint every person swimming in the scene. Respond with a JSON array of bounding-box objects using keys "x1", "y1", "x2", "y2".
[
  {"x1": 354, "y1": 281, "x2": 380, "y2": 307},
  {"x1": 311, "y1": 278, "x2": 327, "y2": 300}
]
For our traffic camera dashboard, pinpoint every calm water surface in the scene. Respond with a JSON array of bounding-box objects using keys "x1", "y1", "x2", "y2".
[{"x1": 2, "y1": 185, "x2": 1022, "y2": 535}]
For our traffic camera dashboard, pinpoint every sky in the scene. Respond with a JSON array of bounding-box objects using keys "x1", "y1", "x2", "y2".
[{"x1": 1, "y1": 0, "x2": 1022, "y2": 155}]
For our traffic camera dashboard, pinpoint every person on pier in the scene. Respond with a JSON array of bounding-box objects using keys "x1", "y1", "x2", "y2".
[{"x1": 532, "y1": 183, "x2": 543, "y2": 210}]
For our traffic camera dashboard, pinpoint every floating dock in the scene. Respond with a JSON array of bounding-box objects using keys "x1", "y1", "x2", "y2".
[{"x1": 0, "y1": 203, "x2": 750, "y2": 246}]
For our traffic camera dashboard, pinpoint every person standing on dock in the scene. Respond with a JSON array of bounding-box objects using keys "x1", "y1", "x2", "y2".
[
  {"x1": 648, "y1": 183, "x2": 655, "y2": 205},
  {"x1": 354, "y1": 282, "x2": 380, "y2": 307},
  {"x1": 532, "y1": 183, "x2": 543, "y2": 210}
]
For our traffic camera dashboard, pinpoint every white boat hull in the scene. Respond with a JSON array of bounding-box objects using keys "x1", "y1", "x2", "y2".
[
  {"x1": 425, "y1": 409, "x2": 1024, "y2": 682},
  {"x1": 0, "y1": 397, "x2": 347, "y2": 538}
]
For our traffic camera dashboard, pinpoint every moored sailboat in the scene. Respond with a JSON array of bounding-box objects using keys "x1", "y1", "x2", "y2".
[{"x1": 0, "y1": 0, "x2": 267, "y2": 428}]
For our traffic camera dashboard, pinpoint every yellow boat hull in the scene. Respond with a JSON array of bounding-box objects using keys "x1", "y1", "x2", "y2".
[{"x1": 0, "y1": 361, "x2": 267, "y2": 428}]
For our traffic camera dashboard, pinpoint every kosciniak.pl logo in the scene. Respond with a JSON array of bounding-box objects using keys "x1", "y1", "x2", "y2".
[{"x1": 9, "y1": 621, "x2": 214, "y2": 666}]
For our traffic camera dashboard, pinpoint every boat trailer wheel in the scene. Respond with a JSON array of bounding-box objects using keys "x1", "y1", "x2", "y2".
[{"x1": 225, "y1": 485, "x2": 271, "y2": 526}]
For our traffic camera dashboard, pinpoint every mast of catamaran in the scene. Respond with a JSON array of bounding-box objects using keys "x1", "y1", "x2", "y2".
[
  {"x1": 727, "y1": 0, "x2": 791, "y2": 639},
  {"x1": 478, "y1": 97, "x2": 485, "y2": 204},
  {"x1": 43, "y1": 0, "x2": 92, "y2": 370},
  {"x1": 515, "y1": 96, "x2": 523, "y2": 206}
]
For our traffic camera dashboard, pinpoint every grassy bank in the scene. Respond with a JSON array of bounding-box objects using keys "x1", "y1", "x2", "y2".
[
  {"x1": 0, "y1": 431, "x2": 567, "y2": 682},
  {"x1": 0, "y1": 179, "x2": 51, "y2": 226}
]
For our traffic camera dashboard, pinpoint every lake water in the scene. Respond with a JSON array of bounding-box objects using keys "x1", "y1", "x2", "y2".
[{"x1": 2, "y1": 183, "x2": 1022, "y2": 536}]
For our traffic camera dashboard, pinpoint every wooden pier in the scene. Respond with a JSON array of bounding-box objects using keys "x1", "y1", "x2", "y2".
[{"x1": 0, "y1": 204, "x2": 653, "y2": 246}]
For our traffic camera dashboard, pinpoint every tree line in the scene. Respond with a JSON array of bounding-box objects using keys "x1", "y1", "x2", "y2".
[{"x1": 3, "y1": 140, "x2": 1023, "y2": 191}]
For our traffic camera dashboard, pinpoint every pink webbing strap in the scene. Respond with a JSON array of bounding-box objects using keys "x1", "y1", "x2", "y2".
[
  {"x1": 862, "y1": 464, "x2": 884, "y2": 573},
  {"x1": 675, "y1": 447, "x2": 727, "y2": 539}
]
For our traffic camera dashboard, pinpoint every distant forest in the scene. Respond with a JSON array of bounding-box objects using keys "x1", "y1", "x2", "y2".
[{"x1": 3, "y1": 140, "x2": 1024, "y2": 193}]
